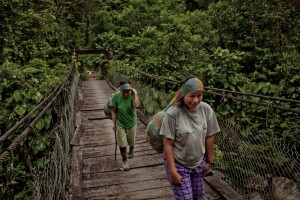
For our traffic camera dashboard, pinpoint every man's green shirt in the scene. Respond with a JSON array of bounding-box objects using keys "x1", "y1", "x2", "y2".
[{"x1": 110, "y1": 91, "x2": 137, "y2": 128}]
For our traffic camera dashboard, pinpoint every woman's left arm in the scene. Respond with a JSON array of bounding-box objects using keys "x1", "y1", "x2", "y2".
[{"x1": 203, "y1": 135, "x2": 215, "y2": 175}]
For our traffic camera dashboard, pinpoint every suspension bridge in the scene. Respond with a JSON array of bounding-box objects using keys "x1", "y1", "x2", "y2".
[
  {"x1": 67, "y1": 72, "x2": 243, "y2": 200},
  {"x1": 1, "y1": 56, "x2": 299, "y2": 199}
]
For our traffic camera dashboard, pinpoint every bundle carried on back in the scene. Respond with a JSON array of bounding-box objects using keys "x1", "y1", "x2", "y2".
[
  {"x1": 146, "y1": 78, "x2": 204, "y2": 153},
  {"x1": 146, "y1": 109, "x2": 168, "y2": 153},
  {"x1": 104, "y1": 95, "x2": 114, "y2": 119},
  {"x1": 103, "y1": 88, "x2": 120, "y2": 119}
]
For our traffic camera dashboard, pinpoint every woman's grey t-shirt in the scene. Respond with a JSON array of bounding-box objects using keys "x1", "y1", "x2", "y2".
[{"x1": 159, "y1": 102, "x2": 220, "y2": 169}]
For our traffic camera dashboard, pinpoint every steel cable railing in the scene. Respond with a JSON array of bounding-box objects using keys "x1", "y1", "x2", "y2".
[{"x1": 129, "y1": 68, "x2": 300, "y2": 114}]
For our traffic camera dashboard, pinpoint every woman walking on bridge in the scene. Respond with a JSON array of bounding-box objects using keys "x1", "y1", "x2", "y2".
[
  {"x1": 110, "y1": 80, "x2": 140, "y2": 171},
  {"x1": 160, "y1": 77, "x2": 220, "y2": 200}
]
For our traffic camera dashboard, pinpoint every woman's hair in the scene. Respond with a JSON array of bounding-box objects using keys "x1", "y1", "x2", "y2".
[{"x1": 119, "y1": 80, "x2": 131, "y2": 86}]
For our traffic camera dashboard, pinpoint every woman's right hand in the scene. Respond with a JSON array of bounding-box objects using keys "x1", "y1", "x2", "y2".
[
  {"x1": 170, "y1": 171, "x2": 183, "y2": 185},
  {"x1": 163, "y1": 137, "x2": 183, "y2": 185}
]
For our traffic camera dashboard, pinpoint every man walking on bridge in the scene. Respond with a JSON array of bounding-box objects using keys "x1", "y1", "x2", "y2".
[{"x1": 110, "y1": 80, "x2": 140, "y2": 171}]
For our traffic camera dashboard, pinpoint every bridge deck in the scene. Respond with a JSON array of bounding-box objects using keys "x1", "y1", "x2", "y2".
[{"x1": 68, "y1": 77, "x2": 241, "y2": 200}]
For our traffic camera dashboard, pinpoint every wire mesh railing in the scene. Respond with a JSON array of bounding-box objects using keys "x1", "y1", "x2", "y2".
[
  {"x1": 32, "y1": 72, "x2": 78, "y2": 199},
  {"x1": 0, "y1": 66, "x2": 78, "y2": 199},
  {"x1": 215, "y1": 118, "x2": 300, "y2": 200}
]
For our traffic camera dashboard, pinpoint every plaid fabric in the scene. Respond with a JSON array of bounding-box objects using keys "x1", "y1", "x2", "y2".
[
  {"x1": 146, "y1": 78, "x2": 204, "y2": 153},
  {"x1": 164, "y1": 156, "x2": 207, "y2": 199}
]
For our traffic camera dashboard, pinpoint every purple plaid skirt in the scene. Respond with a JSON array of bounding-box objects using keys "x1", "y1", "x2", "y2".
[{"x1": 163, "y1": 156, "x2": 206, "y2": 200}]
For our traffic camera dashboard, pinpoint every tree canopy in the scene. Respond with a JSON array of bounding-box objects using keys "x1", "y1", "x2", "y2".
[{"x1": 0, "y1": 0, "x2": 299, "y2": 198}]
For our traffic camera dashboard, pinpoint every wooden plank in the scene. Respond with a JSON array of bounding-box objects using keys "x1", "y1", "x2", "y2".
[
  {"x1": 81, "y1": 100, "x2": 107, "y2": 103},
  {"x1": 83, "y1": 154, "x2": 163, "y2": 174},
  {"x1": 83, "y1": 150, "x2": 159, "y2": 165},
  {"x1": 83, "y1": 164, "x2": 166, "y2": 180},
  {"x1": 80, "y1": 126, "x2": 114, "y2": 132},
  {"x1": 83, "y1": 165, "x2": 167, "y2": 187},
  {"x1": 82, "y1": 115, "x2": 106, "y2": 120},
  {"x1": 81, "y1": 138, "x2": 151, "y2": 150},
  {"x1": 83, "y1": 179, "x2": 172, "y2": 199},
  {"x1": 81, "y1": 121, "x2": 145, "y2": 132},
  {"x1": 68, "y1": 146, "x2": 83, "y2": 200},
  {"x1": 80, "y1": 108, "x2": 103, "y2": 111},
  {"x1": 75, "y1": 111, "x2": 81, "y2": 128},
  {"x1": 79, "y1": 104, "x2": 104, "y2": 110},
  {"x1": 70, "y1": 125, "x2": 84, "y2": 146},
  {"x1": 88, "y1": 117, "x2": 107, "y2": 120},
  {"x1": 205, "y1": 171, "x2": 245, "y2": 200},
  {"x1": 78, "y1": 88, "x2": 83, "y2": 101},
  {"x1": 82, "y1": 144, "x2": 155, "y2": 159},
  {"x1": 80, "y1": 129, "x2": 114, "y2": 136},
  {"x1": 82, "y1": 88, "x2": 112, "y2": 91},
  {"x1": 80, "y1": 138, "x2": 115, "y2": 146},
  {"x1": 82, "y1": 94, "x2": 111, "y2": 98},
  {"x1": 82, "y1": 112, "x2": 106, "y2": 117},
  {"x1": 80, "y1": 98, "x2": 106, "y2": 101},
  {"x1": 82, "y1": 122, "x2": 113, "y2": 129},
  {"x1": 81, "y1": 110, "x2": 106, "y2": 114},
  {"x1": 82, "y1": 97, "x2": 109, "y2": 100},
  {"x1": 78, "y1": 103, "x2": 104, "y2": 106},
  {"x1": 84, "y1": 187, "x2": 173, "y2": 200}
]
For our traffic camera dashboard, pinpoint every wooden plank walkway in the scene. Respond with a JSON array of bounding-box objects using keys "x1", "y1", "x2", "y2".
[{"x1": 68, "y1": 77, "x2": 244, "y2": 200}]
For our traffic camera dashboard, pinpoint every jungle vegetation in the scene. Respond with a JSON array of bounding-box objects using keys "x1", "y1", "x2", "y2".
[{"x1": 0, "y1": 0, "x2": 299, "y2": 198}]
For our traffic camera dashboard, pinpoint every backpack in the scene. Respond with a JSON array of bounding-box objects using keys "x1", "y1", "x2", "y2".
[
  {"x1": 103, "y1": 96, "x2": 113, "y2": 119},
  {"x1": 104, "y1": 91, "x2": 118, "y2": 119},
  {"x1": 146, "y1": 107, "x2": 170, "y2": 153}
]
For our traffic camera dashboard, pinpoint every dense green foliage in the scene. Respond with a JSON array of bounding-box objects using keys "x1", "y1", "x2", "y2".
[
  {"x1": 0, "y1": 0, "x2": 86, "y2": 198},
  {"x1": 0, "y1": 0, "x2": 74, "y2": 131},
  {"x1": 91, "y1": 0, "x2": 300, "y2": 144},
  {"x1": 0, "y1": 0, "x2": 299, "y2": 198}
]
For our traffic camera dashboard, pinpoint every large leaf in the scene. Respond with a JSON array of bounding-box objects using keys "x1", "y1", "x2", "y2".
[
  {"x1": 14, "y1": 104, "x2": 27, "y2": 117},
  {"x1": 13, "y1": 91, "x2": 22, "y2": 102}
]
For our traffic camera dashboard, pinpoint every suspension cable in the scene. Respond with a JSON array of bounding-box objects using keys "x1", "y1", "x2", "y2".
[
  {"x1": 129, "y1": 70, "x2": 300, "y2": 114},
  {"x1": 205, "y1": 91, "x2": 300, "y2": 114},
  {"x1": 206, "y1": 87, "x2": 300, "y2": 104},
  {"x1": 135, "y1": 70, "x2": 181, "y2": 85}
]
